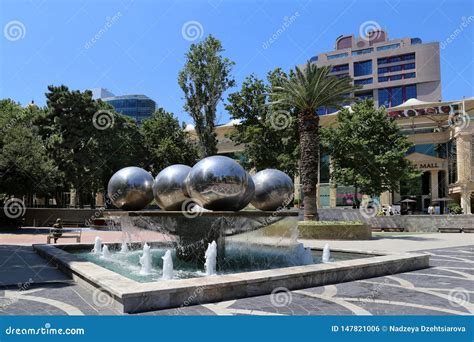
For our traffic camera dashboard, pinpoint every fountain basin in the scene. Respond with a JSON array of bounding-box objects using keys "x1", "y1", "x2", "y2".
[{"x1": 33, "y1": 242, "x2": 429, "y2": 313}]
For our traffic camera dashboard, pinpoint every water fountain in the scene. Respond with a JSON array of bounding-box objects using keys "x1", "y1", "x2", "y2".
[
  {"x1": 101, "y1": 245, "x2": 111, "y2": 259},
  {"x1": 162, "y1": 250, "x2": 173, "y2": 280},
  {"x1": 293, "y1": 243, "x2": 313, "y2": 265},
  {"x1": 92, "y1": 236, "x2": 102, "y2": 254},
  {"x1": 139, "y1": 243, "x2": 152, "y2": 275},
  {"x1": 322, "y1": 243, "x2": 331, "y2": 263},
  {"x1": 120, "y1": 240, "x2": 129, "y2": 253},
  {"x1": 204, "y1": 241, "x2": 217, "y2": 276}
]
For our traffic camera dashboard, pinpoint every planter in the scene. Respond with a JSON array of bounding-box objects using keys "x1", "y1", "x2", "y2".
[{"x1": 297, "y1": 221, "x2": 372, "y2": 240}]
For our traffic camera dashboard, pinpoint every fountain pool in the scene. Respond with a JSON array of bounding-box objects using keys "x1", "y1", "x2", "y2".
[{"x1": 70, "y1": 241, "x2": 368, "y2": 283}]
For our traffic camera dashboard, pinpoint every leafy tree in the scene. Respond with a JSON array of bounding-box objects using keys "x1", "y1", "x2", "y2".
[
  {"x1": 321, "y1": 99, "x2": 417, "y2": 202},
  {"x1": 0, "y1": 100, "x2": 60, "y2": 198},
  {"x1": 225, "y1": 70, "x2": 298, "y2": 177},
  {"x1": 42, "y1": 85, "x2": 142, "y2": 208},
  {"x1": 272, "y1": 62, "x2": 356, "y2": 220},
  {"x1": 178, "y1": 35, "x2": 235, "y2": 157},
  {"x1": 141, "y1": 108, "x2": 198, "y2": 174}
]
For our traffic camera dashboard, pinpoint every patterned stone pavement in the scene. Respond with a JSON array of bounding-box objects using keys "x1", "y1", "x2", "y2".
[{"x1": 0, "y1": 245, "x2": 472, "y2": 316}]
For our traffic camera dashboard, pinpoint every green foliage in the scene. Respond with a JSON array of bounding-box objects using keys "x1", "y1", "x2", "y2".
[
  {"x1": 225, "y1": 70, "x2": 298, "y2": 177},
  {"x1": 141, "y1": 108, "x2": 198, "y2": 174},
  {"x1": 322, "y1": 99, "x2": 417, "y2": 197},
  {"x1": 178, "y1": 35, "x2": 235, "y2": 157},
  {"x1": 448, "y1": 202, "x2": 463, "y2": 215},
  {"x1": 271, "y1": 62, "x2": 358, "y2": 220},
  {"x1": 0, "y1": 100, "x2": 60, "y2": 197}
]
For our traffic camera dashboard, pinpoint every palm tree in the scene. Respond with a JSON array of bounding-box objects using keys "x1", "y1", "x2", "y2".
[{"x1": 272, "y1": 62, "x2": 357, "y2": 220}]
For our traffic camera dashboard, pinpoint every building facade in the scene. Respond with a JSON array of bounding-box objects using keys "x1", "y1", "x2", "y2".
[
  {"x1": 310, "y1": 30, "x2": 441, "y2": 113},
  {"x1": 91, "y1": 88, "x2": 156, "y2": 124}
]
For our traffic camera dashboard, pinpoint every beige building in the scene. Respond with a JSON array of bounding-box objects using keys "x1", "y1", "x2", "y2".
[{"x1": 209, "y1": 97, "x2": 474, "y2": 214}]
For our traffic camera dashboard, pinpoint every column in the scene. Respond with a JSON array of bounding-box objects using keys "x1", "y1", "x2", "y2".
[
  {"x1": 380, "y1": 191, "x2": 392, "y2": 206},
  {"x1": 461, "y1": 190, "x2": 472, "y2": 215},
  {"x1": 430, "y1": 170, "x2": 439, "y2": 200}
]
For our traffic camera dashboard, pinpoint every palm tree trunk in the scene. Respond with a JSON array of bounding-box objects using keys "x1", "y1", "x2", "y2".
[{"x1": 298, "y1": 109, "x2": 319, "y2": 221}]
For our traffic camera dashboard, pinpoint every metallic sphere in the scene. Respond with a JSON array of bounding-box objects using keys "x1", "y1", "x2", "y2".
[
  {"x1": 153, "y1": 164, "x2": 191, "y2": 211},
  {"x1": 251, "y1": 169, "x2": 294, "y2": 211},
  {"x1": 107, "y1": 167, "x2": 154, "y2": 211},
  {"x1": 186, "y1": 156, "x2": 254, "y2": 211}
]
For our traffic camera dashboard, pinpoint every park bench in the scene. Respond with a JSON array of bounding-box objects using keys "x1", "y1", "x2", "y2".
[
  {"x1": 373, "y1": 227, "x2": 405, "y2": 232},
  {"x1": 47, "y1": 229, "x2": 82, "y2": 244},
  {"x1": 438, "y1": 227, "x2": 462, "y2": 233},
  {"x1": 462, "y1": 228, "x2": 474, "y2": 233}
]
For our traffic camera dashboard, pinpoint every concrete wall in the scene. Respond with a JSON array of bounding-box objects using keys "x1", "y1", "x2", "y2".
[
  {"x1": 23, "y1": 208, "x2": 99, "y2": 227},
  {"x1": 318, "y1": 208, "x2": 472, "y2": 232}
]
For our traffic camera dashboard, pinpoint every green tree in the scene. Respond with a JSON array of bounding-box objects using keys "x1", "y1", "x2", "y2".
[
  {"x1": 272, "y1": 62, "x2": 356, "y2": 220},
  {"x1": 42, "y1": 85, "x2": 142, "y2": 208},
  {"x1": 321, "y1": 99, "x2": 417, "y2": 202},
  {"x1": 0, "y1": 100, "x2": 60, "y2": 198},
  {"x1": 141, "y1": 108, "x2": 198, "y2": 174},
  {"x1": 178, "y1": 35, "x2": 235, "y2": 157},
  {"x1": 225, "y1": 70, "x2": 298, "y2": 177}
]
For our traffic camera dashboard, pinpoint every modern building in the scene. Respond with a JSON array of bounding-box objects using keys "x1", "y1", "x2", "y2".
[
  {"x1": 310, "y1": 29, "x2": 441, "y2": 113},
  {"x1": 190, "y1": 31, "x2": 473, "y2": 214},
  {"x1": 91, "y1": 88, "x2": 156, "y2": 124}
]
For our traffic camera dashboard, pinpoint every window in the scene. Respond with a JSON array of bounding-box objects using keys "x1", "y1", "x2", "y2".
[
  {"x1": 354, "y1": 60, "x2": 372, "y2": 76},
  {"x1": 309, "y1": 56, "x2": 318, "y2": 63},
  {"x1": 355, "y1": 91, "x2": 373, "y2": 100},
  {"x1": 352, "y1": 48, "x2": 373, "y2": 56},
  {"x1": 411, "y1": 38, "x2": 422, "y2": 45},
  {"x1": 390, "y1": 74, "x2": 402, "y2": 81},
  {"x1": 327, "y1": 52, "x2": 348, "y2": 60},
  {"x1": 403, "y1": 63, "x2": 415, "y2": 70},
  {"x1": 354, "y1": 78, "x2": 373, "y2": 85},
  {"x1": 378, "y1": 84, "x2": 417, "y2": 107},
  {"x1": 331, "y1": 64, "x2": 349, "y2": 72},
  {"x1": 404, "y1": 72, "x2": 416, "y2": 79},
  {"x1": 378, "y1": 53, "x2": 415, "y2": 65},
  {"x1": 376, "y1": 43, "x2": 400, "y2": 51},
  {"x1": 378, "y1": 76, "x2": 389, "y2": 82}
]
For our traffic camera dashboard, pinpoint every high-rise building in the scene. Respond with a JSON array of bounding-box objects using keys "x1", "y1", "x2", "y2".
[
  {"x1": 91, "y1": 88, "x2": 156, "y2": 124},
  {"x1": 310, "y1": 29, "x2": 441, "y2": 114}
]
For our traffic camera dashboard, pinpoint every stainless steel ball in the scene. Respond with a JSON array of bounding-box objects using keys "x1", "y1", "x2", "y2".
[
  {"x1": 107, "y1": 167, "x2": 154, "y2": 211},
  {"x1": 251, "y1": 169, "x2": 294, "y2": 211},
  {"x1": 153, "y1": 164, "x2": 191, "y2": 211},
  {"x1": 186, "y1": 156, "x2": 254, "y2": 211}
]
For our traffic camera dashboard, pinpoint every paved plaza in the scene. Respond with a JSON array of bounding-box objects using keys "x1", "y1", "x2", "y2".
[{"x1": 0, "y1": 229, "x2": 472, "y2": 316}]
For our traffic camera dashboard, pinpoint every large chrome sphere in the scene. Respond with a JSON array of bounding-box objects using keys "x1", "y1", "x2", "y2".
[
  {"x1": 186, "y1": 156, "x2": 254, "y2": 211},
  {"x1": 153, "y1": 164, "x2": 191, "y2": 211},
  {"x1": 251, "y1": 169, "x2": 294, "y2": 211},
  {"x1": 107, "y1": 167, "x2": 154, "y2": 211}
]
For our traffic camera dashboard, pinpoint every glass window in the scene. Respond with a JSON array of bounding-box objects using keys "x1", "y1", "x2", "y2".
[
  {"x1": 355, "y1": 91, "x2": 373, "y2": 100},
  {"x1": 378, "y1": 76, "x2": 389, "y2": 82},
  {"x1": 403, "y1": 72, "x2": 416, "y2": 79},
  {"x1": 376, "y1": 43, "x2": 400, "y2": 51},
  {"x1": 390, "y1": 65, "x2": 402, "y2": 72},
  {"x1": 378, "y1": 53, "x2": 415, "y2": 65},
  {"x1": 406, "y1": 84, "x2": 417, "y2": 99},
  {"x1": 411, "y1": 38, "x2": 422, "y2": 45},
  {"x1": 378, "y1": 67, "x2": 389, "y2": 74},
  {"x1": 354, "y1": 78, "x2": 373, "y2": 85},
  {"x1": 377, "y1": 84, "x2": 417, "y2": 107},
  {"x1": 330, "y1": 64, "x2": 349, "y2": 72},
  {"x1": 352, "y1": 48, "x2": 373, "y2": 56},
  {"x1": 403, "y1": 63, "x2": 415, "y2": 70},
  {"x1": 354, "y1": 60, "x2": 372, "y2": 76},
  {"x1": 390, "y1": 74, "x2": 402, "y2": 81},
  {"x1": 327, "y1": 52, "x2": 348, "y2": 60},
  {"x1": 309, "y1": 56, "x2": 318, "y2": 62}
]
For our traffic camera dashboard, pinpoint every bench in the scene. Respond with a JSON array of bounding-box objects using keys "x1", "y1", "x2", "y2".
[
  {"x1": 47, "y1": 229, "x2": 82, "y2": 244},
  {"x1": 373, "y1": 227, "x2": 405, "y2": 232},
  {"x1": 462, "y1": 228, "x2": 474, "y2": 233},
  {"x1": 438, "y1": 227, "x2": 462, "y2": 233}
]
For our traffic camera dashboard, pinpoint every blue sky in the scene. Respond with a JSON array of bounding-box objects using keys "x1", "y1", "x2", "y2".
[{"x1": 1, "y1": 0, "x2": 473, "y2": 124}]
